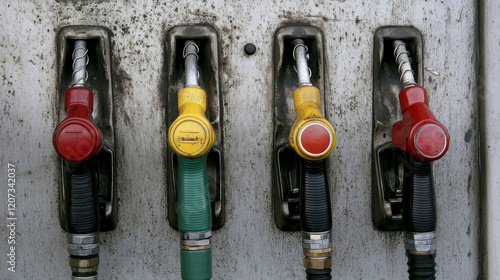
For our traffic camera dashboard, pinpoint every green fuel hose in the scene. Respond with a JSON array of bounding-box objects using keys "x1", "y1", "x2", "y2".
[
  {"x1": 180, "y1": 247, "x2": 212, "y2": 280},
  {"x1": 178, "y1": 155, "x2": 212, "y2": 280},
  {"x1": 178, "y1": 155, "x2": 212, "y2": 231},
  {"x1": 177, "y1": 155, "x2": 212, "y2": 232}
]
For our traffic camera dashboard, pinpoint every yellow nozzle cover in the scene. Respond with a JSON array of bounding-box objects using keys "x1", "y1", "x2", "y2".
[
  {"x1": 168, "y1": 86, "x2": 215, "y2": 158},
  {"x1": 289, "y1": 86, "x2": 336, "y2": 161}
]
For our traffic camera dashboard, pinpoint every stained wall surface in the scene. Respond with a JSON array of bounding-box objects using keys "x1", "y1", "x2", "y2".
[{"x1": 0, "y1": 1, "x2": 482, "y2": 279}]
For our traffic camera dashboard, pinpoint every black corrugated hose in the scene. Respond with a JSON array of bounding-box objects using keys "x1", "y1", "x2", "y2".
[
  {"x1": 403, "y1": 156, "x2": 436, "y2": 280},
  {"x1": 66, "y1": 160, "x2": 99, "y2": 278},
  {"x1": 66, "y1": 160, "x2": 99, "y2": 234},
  {"x1": 300, "y1": 158, "x2": 332, "y2": 280},
  {"x1": 305, "y1": 268, "x2": 332, "y2": 280}
]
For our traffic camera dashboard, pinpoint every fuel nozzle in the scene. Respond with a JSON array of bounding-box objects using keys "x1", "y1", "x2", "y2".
[
  {"x1": 289, "y1": 39, "x2": 336, "y2": 161},
  {"x1": 392, "y1": 40, "x2": 449, "y2": 280},
  {"x1": 53, "y1": 40, "x2": 101, "y2": 279},
  {"x1": 168, "y1": 40, "x2": 214, "y2": 280},
  {"x1": 289, "y1": 38, "x2": 334, "y2": 280},
  {"x1": 54, "y1": 41, "x2": 102, "y2": 162},
  {"x1": 391, "y1": 40, "x2": 449, "y2": 162},
  {"x1": 168, "y1": 41, "x2": 215, "y2": 159}
]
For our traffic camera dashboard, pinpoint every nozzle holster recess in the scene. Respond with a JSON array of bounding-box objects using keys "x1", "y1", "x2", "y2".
[
  {"x1": 289, "y1": 86, "x2": 336, "y2": 161},
  {"x1": 53, "y1": 87, "x2": 102, "y2": 162},
  {"x1": 392, "y1": 86, "x2": 449, "y2": 161}
]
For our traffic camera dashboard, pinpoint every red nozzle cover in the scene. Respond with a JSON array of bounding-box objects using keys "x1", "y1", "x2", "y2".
[
  {"x1": 392, "y1": 86, "x2": 449, "y2": 161},
  {"x1": 53, "y1": 88, "x2": 102, "y2": 162},
  {"x1": 299, "y1": 123, "x2": 333, "y2": 157}
]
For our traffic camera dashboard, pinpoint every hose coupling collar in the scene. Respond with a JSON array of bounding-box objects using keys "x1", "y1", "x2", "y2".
[
  {"x1": 302, "y1": 231, "x2": 332, "y2": 269},
  {"x1": 181, "y1": 230, "x2": 212, "y2": 240},
  {"x1": 68, "y1": 233, "x2": 99, "y2": 244},
  {"x1": 302, "y1": 231, "x2": 332, "y2": 250},
  {"x1": 180, "y1": 230, "x2": 212, "y2": 250},
  {"x1": 68, "y1": 233, "x2": 99, "y2": 256},
  {"x1": 404, "y1": 231, "x2": 436, "y2": 254},
  {"x1": 70, "y1": 256, "x2": 99, "y2": 274},
  {"x1": 72, "y1": 275, "x2": 98, "y2": 280}
]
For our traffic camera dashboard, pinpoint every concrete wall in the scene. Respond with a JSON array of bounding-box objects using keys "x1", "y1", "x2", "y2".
[{"x1": 0, "y1": 0, "x2": 482, "y2": 279}]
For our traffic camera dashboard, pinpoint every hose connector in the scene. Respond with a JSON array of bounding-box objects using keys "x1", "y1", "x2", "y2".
[
  {"x1": 404, "y1": 231, "x2": 437, "y2": 254},
  {"x1": 180, "y1": 230, "x2": 212, "y2": 251},
  {"x1": 302, "y1": 231, "x2": 332, "y2": 270},
  {"x1": 67, "y1": 233, "x2": 99, "y2": 278}
]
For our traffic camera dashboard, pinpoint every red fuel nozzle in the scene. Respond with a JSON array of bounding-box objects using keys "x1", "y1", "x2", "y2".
[
  {"x1": 391, "y1": 85, "x2": 449, "y2": 161},
  {"x1": 53, "y1": 87, "x2": 102, "y2": 162}
]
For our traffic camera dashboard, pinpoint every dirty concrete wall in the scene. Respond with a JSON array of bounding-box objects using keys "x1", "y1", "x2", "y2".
[{"x1": 0, "y1": 0, "x2": 480, "y2": 279}]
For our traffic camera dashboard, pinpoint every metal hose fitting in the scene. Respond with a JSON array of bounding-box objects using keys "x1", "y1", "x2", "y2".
[
  {"x1": 302, "y1": 231, "x2": 333, "y2": 270},
  {"x1": 180, "y1": 230, "x2": 212, "y2": 251},
  {"x1": 404, "y1": 232, "x2": 437, "y2": 254}
]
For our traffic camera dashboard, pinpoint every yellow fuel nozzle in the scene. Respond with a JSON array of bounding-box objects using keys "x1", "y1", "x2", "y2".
[
  {"x1": 168, "y1": 41, "x2": 215, "y2": 159},
  {"x1": 168, "y1": 86, "x2": 215, "y2": 159},
  {"x1": 289, "y1": 86, "x2": 336, "y2": 160},
  {"x1": 289, "y1": 39, "x2": 336, "y2": 161}
]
